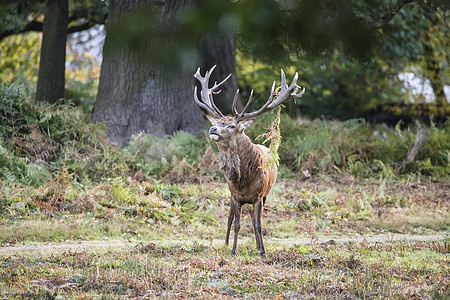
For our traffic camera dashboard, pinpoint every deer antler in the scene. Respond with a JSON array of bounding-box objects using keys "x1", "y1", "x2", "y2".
[
  {"x1": 194, "y1": 65, "x2": 231, "y2": 119},
  {"x1": 194, "y1": 66, "x2": 305, "y2": 121},
  {"x1": 233, "y1": 69, "x2": 305, "y2": 121}
]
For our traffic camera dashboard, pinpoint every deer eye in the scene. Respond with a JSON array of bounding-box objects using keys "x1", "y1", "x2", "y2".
[{"x1": 227, "y1": 125, "x2": 235, "y2": 129}]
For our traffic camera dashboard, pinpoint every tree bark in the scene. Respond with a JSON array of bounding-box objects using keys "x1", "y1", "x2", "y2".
[
  {"x1": 199, "y1": 33, "x2": 242, "y2": 114},
  {"x1": 92, "y1": 0, "x2": 239, "y2": 146},
  {"x1": 35, "y1": 0, "x2": 68, "y2": 103},
  {"x1": 398, "y1": 124, "x2": 430, "y2": 172}
]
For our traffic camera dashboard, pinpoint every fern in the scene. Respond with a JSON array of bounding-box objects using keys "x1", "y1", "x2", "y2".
[
  {"x1": 2, "y1": 170, "x2": 17, "y2": 184},
  {"x1": 0, "y1": 82, "x2": 137, "y2": 184},
  {"x1": 25, "y1": 163, "x2": 51, "y2": 186},
  {"x1": 257, "y1": 106, "x2": 282, "y2": 168},
  {"x1": 294, "y1": 119, "x2": 366, "y2": 172}
]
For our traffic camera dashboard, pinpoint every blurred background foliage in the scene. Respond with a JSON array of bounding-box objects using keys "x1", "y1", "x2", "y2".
[
  {"x1": 1, "y1": 0, "x2": 448, "y2": 120},
  {"x1": 0, "y1": 30, "x2": 102, "y2": 113},
  {"x1": 0, "y1": 0, "x2": 106, "y2": 112},
  {"x1": 0, "y1": 0, "x2": 449, "y2": 185}
]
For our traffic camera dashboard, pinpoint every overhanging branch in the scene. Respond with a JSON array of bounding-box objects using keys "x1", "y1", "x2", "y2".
[
  {"x1": 0, "y1": 17, "x2": 104, "y2": 41},
  {"x1": 0, "y1": 20, "x2": 42, "y2": 40},
  {"x1": 68, "y1": 21, "x2": 96, "y2": 34},
  {"x1": 370, "y1": 0, "x2": 415, "y2": 28}
]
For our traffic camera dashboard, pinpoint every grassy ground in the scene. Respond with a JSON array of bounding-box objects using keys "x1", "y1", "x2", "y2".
[
  {"x1": 1, "y1": 84, "x2": 449, "y2": 298},
  {"x1": 0, "y1": 177, "x2": 448, "y2": 299},
  {"x1": 1, "y1": 178, "x2": 448, "y2": 246},
  {"x1": 0, "y1": 235, "x2": 448, "y2": 299}
]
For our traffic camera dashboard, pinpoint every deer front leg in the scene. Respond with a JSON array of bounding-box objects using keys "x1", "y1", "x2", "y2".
[
  {"x1": 231, "y1": 202, "x2": 242, "y2": 256},
  {"x1": 253, "y1": 199, "x2": 266, "y2": 258},
  {"x1": 225, "y1": 207, "x2": 234, "y2": 246}
]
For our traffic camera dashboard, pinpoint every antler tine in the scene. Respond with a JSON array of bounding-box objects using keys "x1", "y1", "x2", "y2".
[
  {"x1": 281, "y1": 69, "x2": 287, "y2": 89},
  {"x1": 212, "y1": 73, "x2": 232, "y2": 93},
  {"x1": 238, "y1": 70, "x2": 305, "y2": 120},
  {"x1": 237, "y1": 81, "x2": 275, "y2": 120},
  {"x1": 266, "y1": 71, "x2": 305, "y2": 110},
  {"x1": 194, "y1": 65, "x2": 231, "y2": 118},
  {"x1": 237, "y1": 89, "x2": 254, "y2": 119},
  {"x1": 232, "y1": 89, "x2": 240, "y2": 117}
]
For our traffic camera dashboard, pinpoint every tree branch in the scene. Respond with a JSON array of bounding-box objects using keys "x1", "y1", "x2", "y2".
[
  {"x1": 370, "y1": 0, "x2": 415, "y2": 29},
  {"x1": 0, "y1": 18, "x2": 102, "y2": 41},
  {"x1": 0, "y1": 20, "x2": 42, "y2": 40},
  {"x1": 398, "y1": 124, "x2": 430, "y2": 172},
  {"x1": 67, "y1": 22, "x2": 96, "y2": 34}
]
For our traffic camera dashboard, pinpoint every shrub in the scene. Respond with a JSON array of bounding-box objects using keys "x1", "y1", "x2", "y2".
[
  {"x1": 282, "y1": 117, "x2": 449, "y2": 180},
  {"x1": 124, "y1": 131, "x2": 207, "y2": 177},
  {"x1": 0, "y1": 81, "x2": 134, "y2": 185}
]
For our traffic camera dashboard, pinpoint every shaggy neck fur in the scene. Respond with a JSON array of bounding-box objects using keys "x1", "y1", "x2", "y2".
[{"x1": 217, "y1": 133, "x2": 262, "y2": 185}]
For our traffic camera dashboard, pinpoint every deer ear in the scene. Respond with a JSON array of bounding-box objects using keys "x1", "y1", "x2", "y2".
[
  {"x1": 238, "y1": 118, "x2": 255, "y2": 131},
  {"x1": 206, "y1": 115, "x2": 219, "y2": 126}
]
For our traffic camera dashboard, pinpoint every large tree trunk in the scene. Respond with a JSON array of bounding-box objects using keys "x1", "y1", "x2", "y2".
[
  {"x1": 92, "y1": 0, "x2": 203, "y2": 147},
  {"x1": 200, "y1": 33, "x2": 242, "y2": 114},
  {"x1": 92, "y1": 0, "x2": 239, "y2": 146},
  {"x1": 35, "y1": 0, "x2": 68, "y2": 103}
]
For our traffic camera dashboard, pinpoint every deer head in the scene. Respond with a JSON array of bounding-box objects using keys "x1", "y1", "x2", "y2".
[{"x1": 194, "y1": 65, "x2": 305, "y2": 143}]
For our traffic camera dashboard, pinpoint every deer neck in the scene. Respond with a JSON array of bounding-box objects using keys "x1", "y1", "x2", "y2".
[{"x1": 216, "y1": 133, "x2": 259, "y2": 184}]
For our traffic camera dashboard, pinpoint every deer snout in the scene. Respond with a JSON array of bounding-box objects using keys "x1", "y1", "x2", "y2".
[{"x1": 209, "y1": 126, "x2": 220, "y2": 141}]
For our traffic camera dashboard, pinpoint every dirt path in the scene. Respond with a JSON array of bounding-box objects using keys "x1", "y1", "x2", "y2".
[
  {"x1": 272, "y1": 233, "x2": 447, "y2": 246},
  {"x1": 0, "y1": 234, "x2": 446, "y2": 254}
]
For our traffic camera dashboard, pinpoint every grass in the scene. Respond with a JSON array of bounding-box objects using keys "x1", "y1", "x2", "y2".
[
  {"x1": 1, "y1": 178, "x2": 448, "y2": 246},
  {"x1": 0, "y1": 238, "x2": 448, "y2": 299},
  {"x1": 0, "y1": 82, "x2": 449, "y2": 298},
  {"x1": 0, "y1": 177, "x2": 448, "y2": 298}
]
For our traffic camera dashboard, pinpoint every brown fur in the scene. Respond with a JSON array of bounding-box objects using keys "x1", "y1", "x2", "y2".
[
  {"x1": 207, "y1": 116, "x2": 276, "y2": 257},
  {"x1": 194, "y1": 66, "x2": 304, "y2": 257}
]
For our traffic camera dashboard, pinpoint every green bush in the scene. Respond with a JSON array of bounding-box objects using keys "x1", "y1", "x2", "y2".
[
  {"x1": 280, "y1": 118, "x2": 449, "y2": 180},
  {"x1": 124, "y1": 131, "x2": 207, "y2": 176},
  {"x1": 1, "y1": 81, "x2": 448, "y2": 187},
  {"x1": 0, "y1": 81, "x2": 134, "y2": 185}
]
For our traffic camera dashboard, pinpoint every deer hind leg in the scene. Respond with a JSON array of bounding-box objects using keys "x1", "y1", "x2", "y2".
[
  {"x1": 231, "y1": 202, "x2": 242, "y2": 256},
  {"x1": 225, "y1": 207, "x2": 234, "y2": 246},
  {"x1": 253, "y1": 199, "x2": 266, "y2": 258},
  {"x1": 251, "y1": 205, "x2": 261, "y2": 252}
]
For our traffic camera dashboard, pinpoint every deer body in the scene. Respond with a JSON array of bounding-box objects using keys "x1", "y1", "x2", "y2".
[
  {"x1": 194, "y1": 66, "x2": 304, "y2": 257},
  {"x1": 225, "y1": 142, "x2": 277, "y2": 257},
  {"x1": 210, "y1": 117, "x2": 277, "y2": 256}
]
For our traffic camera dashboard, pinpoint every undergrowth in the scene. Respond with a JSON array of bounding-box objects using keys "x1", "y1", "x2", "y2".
[
  {"x1": 0, "y1": 81, "x2": 134, "y2": 186},
  {"x1": 0, "y1": 81, "x2": 448, "y2": 244},
  {"x1": 123, "y1": 130, "x2": 207, "y2": 179},
  {"x1": 0, "y1": 82, "x2": 448, "y2": 300},
  {"x1": 278, "y1": 117, "x2": 449, "y2": 181},
  {"x1": 1, "y1": 81, "x2": 449, "y2": 188}
]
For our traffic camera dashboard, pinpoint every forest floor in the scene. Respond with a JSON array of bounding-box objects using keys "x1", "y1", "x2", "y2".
[{"x1": 0, "y1": 177, "x2": 449, "y2": 299}]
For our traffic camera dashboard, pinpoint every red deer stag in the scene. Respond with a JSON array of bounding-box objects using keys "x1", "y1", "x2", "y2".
[{"x1": 194, "y1": 65, "x2": 304, "y2": 257}]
